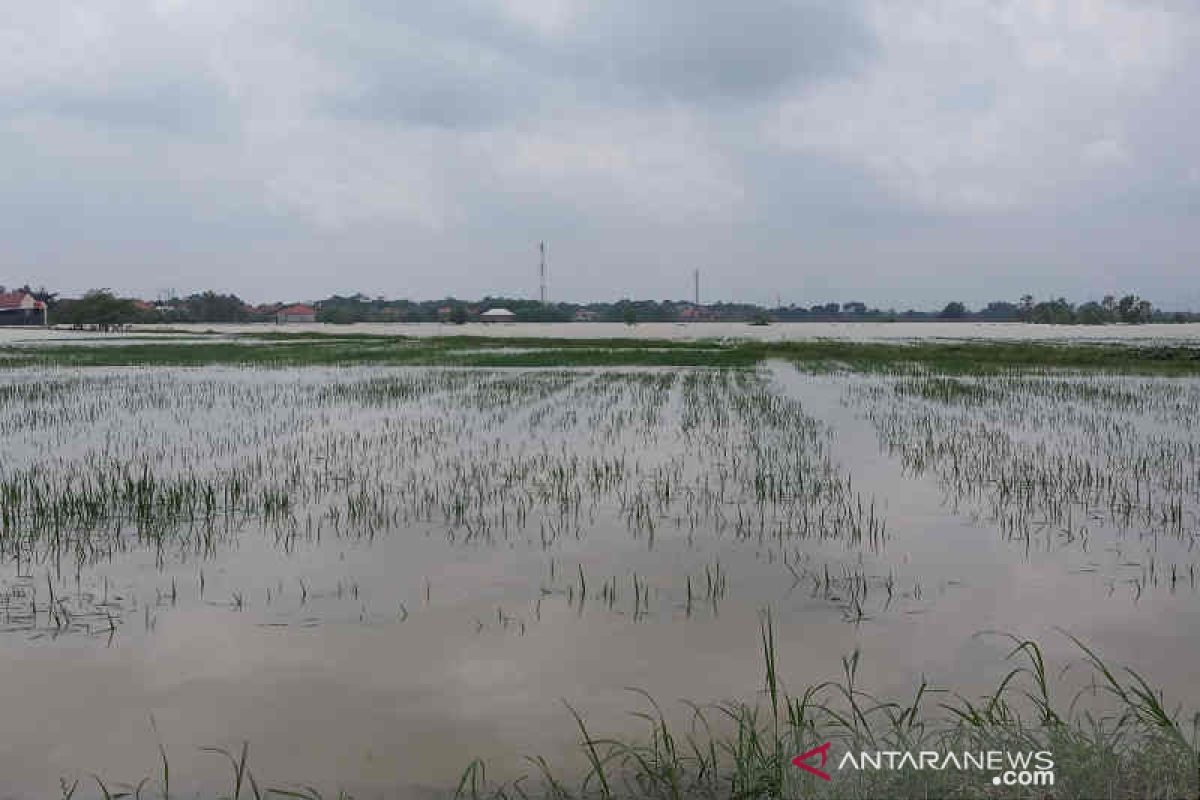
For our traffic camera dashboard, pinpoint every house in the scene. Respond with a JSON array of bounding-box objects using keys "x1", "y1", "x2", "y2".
[
  {"x1": 0, "y1": 291, "x2": 48, "y2": 326},
  {"x1": 276, "y1": 304, "x2": 317, "y2": 324},
  {"x1": 678, "y1": 305, "x2": 713, "y2": 322},
  {"x1": 573, "y1": 309, "x2": 600, "y2": 322},
  {"x1": 479, "y1": 307, "x2": 516, "y2": 323}
]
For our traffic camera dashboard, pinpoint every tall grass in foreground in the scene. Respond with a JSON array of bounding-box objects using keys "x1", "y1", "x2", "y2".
[
  {"x1": 451, "y1": 622, "x2": 1197, "y2": 800},
  {"x1": 68, "y1": 626, "x2": 1198, "y2": 800}
]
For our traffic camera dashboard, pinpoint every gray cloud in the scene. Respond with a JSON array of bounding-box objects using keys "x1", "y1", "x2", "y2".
[
  {"x1": 311, "y1": 0, "x2": 872, "y2": 128},
  {"x1": 0, "y1": 1, "x2": 1197, "y2": 308},
  {"x1": 564, "y1": 0, "x2": 874, "y2": 104},
  {"x1": 4, "y1": 80, "x2": 233, "y2": 134},
  {"x1": 319, "y1": 31, "x2": 552, "y2": 129}
]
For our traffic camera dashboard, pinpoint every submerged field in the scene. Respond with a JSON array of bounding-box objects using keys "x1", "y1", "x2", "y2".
[
  {"x1": 0, "y1": 335, "x2": 1197, "y2": 798},
  {"x1": 4, "y1": 328, "x2": 1200, "y2": 373}
]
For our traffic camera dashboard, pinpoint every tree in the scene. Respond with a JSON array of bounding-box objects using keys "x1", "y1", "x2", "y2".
[
  {"x1": 318, "y1": 307, "x2": 358, "y2": 324},
  {"x1": 980, "y1": 301, "x2": 1018, "y2": 320},
  {"x1": 1019, "y1": 294, "x2": 1035, "y2": 322},
  {"x1": 53, "y1": 290, "x2": 138, "y2": 331},
  {"x1": 316, "y1": 295, "x2": 369, "y2": 324},
  {"x1": 17, "y1": 285, "x2": 58, "y2": 306},
  {"x1": 449, "y1": 305, "x2": 468, "y2": 325},
  {"x1": 1030, "y1": 297, "x2": 1075, "y2": 325},
  {"x1": 1135, "y1": 299, "x2": 1153, "y2": 323},
  {"x1": 1116, "y1": 295, "x2": 1152, "y2": 324},
  {"x1": 622, "y1": 305, "x2": 637, "y2": 326},
  {"x1": 179, "y1": 291, "x2": 248, "y2": 322},
  {"x1": 940, "y1": 301, "x2": 967, "y2": 319},
  {"x1": 1077, "y1": 301, "x2": 1107, "y2": 325}
]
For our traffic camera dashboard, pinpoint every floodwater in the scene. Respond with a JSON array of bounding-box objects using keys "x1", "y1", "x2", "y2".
[
  {"x1": 3, "y1": 319, "x2": 1200, "y2": 346},
  {"x1": 0, "y1": 364, "x2": 1197, "y2": 798}
]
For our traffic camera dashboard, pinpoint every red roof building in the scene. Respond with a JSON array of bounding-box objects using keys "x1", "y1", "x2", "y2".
[
  {"x1": 276, "y1": 304, "x2": 317, "y2": 324},
  {"x1": 0, "y1": 292, "x2": 47, "y2": 325},
  {"x1": 678, "y1": 305, "x2": 712, "y2": 321}
]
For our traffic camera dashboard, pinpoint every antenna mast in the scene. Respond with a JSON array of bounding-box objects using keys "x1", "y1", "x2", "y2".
[{"x1": 539, "y1": 242, "x2": 547, "y2": 304}]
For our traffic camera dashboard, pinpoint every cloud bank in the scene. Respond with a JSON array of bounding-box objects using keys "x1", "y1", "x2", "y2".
[{"x1": 1, "y1": 1, "x2": 1196, "y2": 307}]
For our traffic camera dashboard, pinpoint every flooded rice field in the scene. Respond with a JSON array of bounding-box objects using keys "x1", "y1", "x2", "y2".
[
  {"x1": 4, "y1": 320, "x2": 1200, "y2": 346},
  {"x1": 0, "y1": 364, "x2": 1197, "y2": 797}
]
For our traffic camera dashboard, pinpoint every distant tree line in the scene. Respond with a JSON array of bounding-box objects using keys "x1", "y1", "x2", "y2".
[
  {"x1": 18, "y1": 286, "x2": 1197, "y2": 327},
  {"x1": 1013, "y1": 294, "x2": 1163, "y2": 325},
  {"x1": 51, "y1": 290, "x2": 255, "y2": 328}
]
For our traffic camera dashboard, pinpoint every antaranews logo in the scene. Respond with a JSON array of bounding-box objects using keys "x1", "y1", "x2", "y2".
[
  {"x1": 791, "y1": 742, "x2": 832, "y2": 781},
  {"x1": 793, "y1": 743, "x2": 1055, "y2": 788}
]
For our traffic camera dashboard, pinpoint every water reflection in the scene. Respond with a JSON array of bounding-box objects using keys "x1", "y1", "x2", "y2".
[{"x1": 0, "y1": 365, "x2": 1195, "y2": 796}]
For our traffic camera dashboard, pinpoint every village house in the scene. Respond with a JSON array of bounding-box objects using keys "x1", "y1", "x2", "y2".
[
  {"x1": 276, "y1": 304, "x2": 317, "y2": 324},
  {"x1": 678, "y1": 305, "x2": 714, "y2": 322},
  {"x1": 479, "y1": 307, "x2": 516, "y2": 323},
  {"x1": 0, "y1": 291, "x2": 48, "y2": 326}
]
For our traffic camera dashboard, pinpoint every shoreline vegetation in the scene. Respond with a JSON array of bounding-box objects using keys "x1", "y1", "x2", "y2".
[
  {"x1": 8, "y1": 286, "x2": 1194, "y2": 326},
  {"x1": 2, "y1": 331, "x2": 1200, "y2": 374},
  {"x1": 65, "y1": 625, "x2": 1199, "y2": 800}
]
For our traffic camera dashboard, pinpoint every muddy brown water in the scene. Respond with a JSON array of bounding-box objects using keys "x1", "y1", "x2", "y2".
[{"x1": 0, "y1": 364, "x2": 1196, "y2": 798}]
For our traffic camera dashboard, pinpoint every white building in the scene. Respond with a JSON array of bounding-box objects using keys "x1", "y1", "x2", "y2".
[{"x1": 479, "y1": 308, "x2": 516, "y2": 323}]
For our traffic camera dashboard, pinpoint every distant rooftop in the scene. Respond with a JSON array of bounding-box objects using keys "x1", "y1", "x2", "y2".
[{"x1": 278, "y1": 304, "x2": 316, "y2": 316}]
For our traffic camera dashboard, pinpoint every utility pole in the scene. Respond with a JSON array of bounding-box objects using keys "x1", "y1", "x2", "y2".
[
  {"x1": 539, "y1": 241, "x2": 547, "y2": 304},
  {"x1": 693, "y1": 269, "x2": 700, "y2": 306}
]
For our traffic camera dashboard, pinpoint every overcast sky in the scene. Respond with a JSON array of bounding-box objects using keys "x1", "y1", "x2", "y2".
[{"x1": 2, "y1": 1, "x2": 1197, "y2": 308}]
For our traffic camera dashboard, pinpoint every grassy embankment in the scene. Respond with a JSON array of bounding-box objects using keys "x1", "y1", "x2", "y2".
[{"x1": 3, "y1": 331, "x2": 1200, "y2": 372}]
